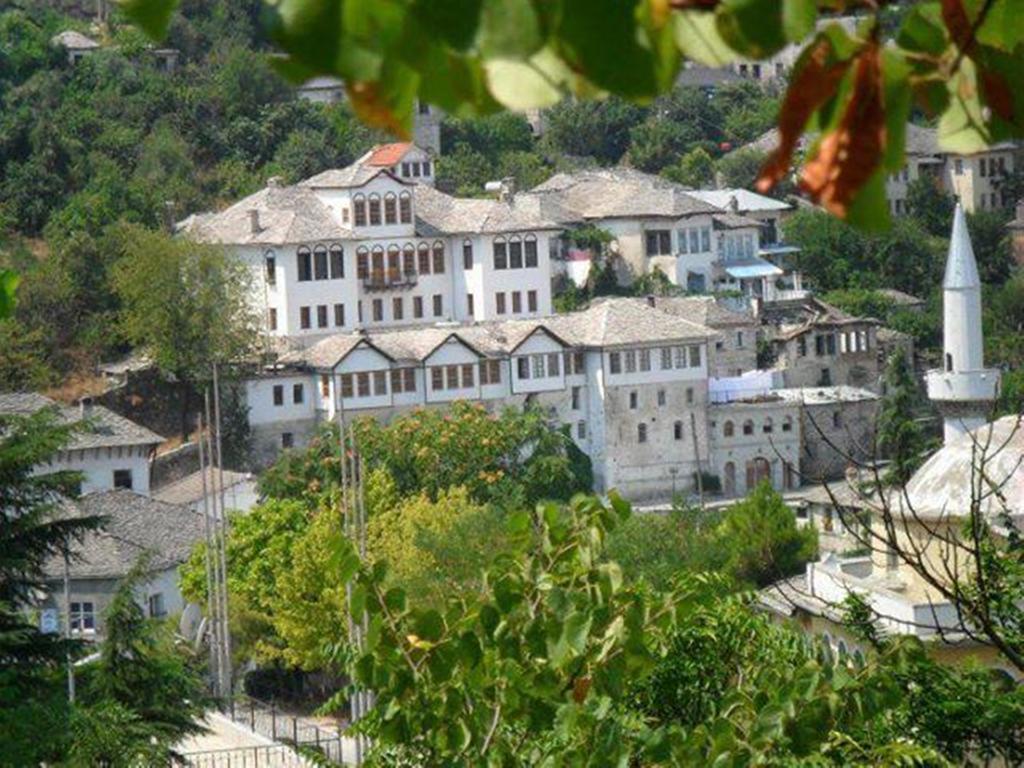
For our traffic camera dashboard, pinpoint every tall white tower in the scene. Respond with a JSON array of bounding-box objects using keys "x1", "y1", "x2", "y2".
[{"x1": 926, "y1": 204, "x2": 1000, "y2": 444}]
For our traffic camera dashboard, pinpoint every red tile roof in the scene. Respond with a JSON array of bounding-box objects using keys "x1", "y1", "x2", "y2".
[{"x1": 365, "y1": 142, "x2": 412, "y2": 167}]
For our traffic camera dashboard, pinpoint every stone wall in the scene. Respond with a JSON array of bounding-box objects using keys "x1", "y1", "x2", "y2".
[{"x1": 151, "y1": 442, "x2": 199, "y2": 490}]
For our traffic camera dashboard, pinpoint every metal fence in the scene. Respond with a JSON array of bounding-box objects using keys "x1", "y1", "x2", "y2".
[{"x1": 181, "y1": 742, "x2": 328, "y2": 768}]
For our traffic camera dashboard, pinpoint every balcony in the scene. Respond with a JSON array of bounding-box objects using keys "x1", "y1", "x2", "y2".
[{"x1": 361, "y1": 270, "x2": 418, "y2": 292}]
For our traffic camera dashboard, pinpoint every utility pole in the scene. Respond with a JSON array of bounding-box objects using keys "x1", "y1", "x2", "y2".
[
  {"x1": 211, "y1": 364, "x2": 232, "y2": 695},
  {"x1": 197, "y1": 412, "x2": 222, "y2": 695}
]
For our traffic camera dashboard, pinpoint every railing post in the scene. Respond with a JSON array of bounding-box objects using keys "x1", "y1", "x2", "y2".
[
  {"x1": 292, "y1": 716, "x2": 298, "y2": 745},
  {"x1": 250, "y1": 698, "x2": 255, "y2": 731},
  {"x1": 271, "y1": 705, "x2": 277, "y2": 741}
]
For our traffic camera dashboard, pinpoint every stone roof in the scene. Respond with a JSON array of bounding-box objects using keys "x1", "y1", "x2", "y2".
[
  {"x1": 413, "y1": 185, "x2": 562, "y2": 235},
  {"x1": 52, "y1": 30, "x2": 100, "y2": 50},
  {"x1": 875, "y1": 288, "x2": 925, "y2": 307},
  {"x1": 299, "y1": 164, "x2": 390, "y2": 190},
  {"x1": 43, "y1": 490, "x2": 205, "y2": 580},
  {"x1": 688, "y1": 189, "x2": 791, "y2": 213},
  {"x1": 644, "y1": 295, "x2": 754, "y2": 329},
  {"x1": 0, "y1": 395, "x2": 163, "y2": 450},
  {"x1": 770, "y1": 297, "x2": 879, "y2": 341},
  {"x1": 152, "y1": 469, "x2": 252, "y2": 507},
  {"x1": 280, "y1": 299, "x2": 715, "y2": 370},
  {"x1": 179, "y1": 182, "x2": 351, "y2": 245},
  {"x1": 525, "y1": 168, "x2": 721, "y2": 222}
]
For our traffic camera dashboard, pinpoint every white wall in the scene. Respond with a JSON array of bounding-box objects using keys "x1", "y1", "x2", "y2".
[
  {"x1": 40, "y1": 445, "x2": 153, "y2": 496},
  {"x1": 247, "y1": 374, "x2": 316, "y2": 425}
]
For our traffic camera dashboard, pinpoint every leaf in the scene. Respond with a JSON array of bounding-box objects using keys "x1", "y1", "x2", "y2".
[
  {"x1": 715, "y1": 0, "x2": 788, "y2": 61},
  {"x1": 799, "y1": 42, "x2": 887, "y2": 220},
  {"x1": 347, "y1": 76, "x2": 415, "y2": 140},
  {"x1": 673, "y1": 10, "x2": 739, "y2": 67},
  {"x1": 782, "y1": 0, "x2": 817, "y2": 43},
  {"x1": 0, "y1": 270, "x2": 20, "y2": 320},
  {"x1": 384, "y1": 587, "x2": 407, "y2": 613},
  {"x1": 756, "y1": 34, "x2": 852, "y2": 193},
  {"x1": 118, "y1": 0, "x2": 178, "y2": 39},
  {"x1": 485, "y1": 58, "x2": 562, "y2": 110},
  {"x1": 938, "y1": 58, "x2": 992, "y2": 153},
  {"x1": 410, "y1": 0, "x2": 483, "y2": 51},
  {"x1": 477, "y1": 0, "x2": 543, "y2": 58},
  {"x1": 413, "y1": 609, "x2": 445, "y2": 643}
]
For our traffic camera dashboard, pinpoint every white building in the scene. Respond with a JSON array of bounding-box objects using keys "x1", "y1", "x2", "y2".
[
  {"x1": 925, "y1": 204, "x2": 1001, "y2": 443},
  {"x1": 0, "y1": 393, "x2": 163, "y2": 496},
  {"x1": 179, "y1": 147, "x2": 561, "y2": 342}
]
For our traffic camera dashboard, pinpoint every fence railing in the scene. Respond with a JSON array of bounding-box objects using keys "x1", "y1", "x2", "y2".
[{"x1": 180, "y1": 741, "x2": 334, "y2": 767}]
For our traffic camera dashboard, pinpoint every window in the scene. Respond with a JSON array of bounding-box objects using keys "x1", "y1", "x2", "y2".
[
  {"x1": 412, "y1": 162, "x2": 421, "y2": 178},
  {"x1": 637, "y1": 423, "x2": 647, "y2": 443},
  {"x1": 431, "y1": 367, "x2": 444, "y2": 390},
  {"x1": 320, "y1": 374, "x2": 330, "y2": 398},
  {"x1": 273, "y1": 384, "x2": 284, "y2": 406},
  {"x1": 414, "y1": 296, "x2": 424, "y2": 318},
  {"x1": 403, "y1": 368, "x2": 416, "y2": 392},
  {"x1": 463, "y1": 239, "x2": 473, "y2": 269},
  {"x1": 527, "y1": 290, "x2": 537, "y2": 312},
  {"x1": 371, "y1": 246, "x2": 385, "y2": 283},
  {"x1": 368, "y1": 194, "x2": 381, "y2": 225},
  {"x1": 403, "y1": 244, "x2": 415, "y2": 275},
  {"x1": 399, "y1": 192, "x2": 412, "y2": 223},
  {"x1": 509, "y1": 238, "x2": 523, "y2": 269},
  {"x1": 516, "y1": 356, "x2": 530, "y2": 379},
  {"x1": 461, "y1": 364, "x2": 475, "y2": 388},
  {"x1": 341, "y1": 374, "x2": 354, "y2": 399},
  {"x1": 354, "y1": 195, "x2": 367, "y2": 226},
  {"x1": 660, "y1": 347, "x2": 672, "y2": 370},
  {"x1": 446, "y1": 365, "x2": 459, "y2": 390},
  {"x1": 423, "y1": 160, "x2": 432, "y2": 176},
  {"x1": 372, "y1": 298, "x2": 384, "y2": 322},
  {"x1": 577, "y1": 421, "x2": 587, "y2": 439},
  {"x1": 293, "y1": 383, "x2": 304, "y2": 404},
  {"x1": 609, "y1": 352, "x2": 621, "y2": 374},
  {"x1": 689, "y1": 229, "x2": 699, "y2": 253},
  {"x1": 418, "y1": 243, "x2": 431, "y2": 274},
  {"x1": 70, "y1": 601, "x2": 95, "y2": 633},
  {"x1": 797, "y1": 336, "x2": 807, "y2": 357},
  {"x1": 723, "y1": 420, "x2": 734, "y2": 437},
  {"x1": 388, "y1": 245, "x2": 400, "y2": 281},
  {"x1": 701, "y1": 227, "x2": 710, "y2": 252},
  {"x1": 673, "y1": 421, "x2": 683, "y2": 441},
  {"x1": 113, "y1": 469, "x2": 133, "y2": 490},
  {"x1": 657, "y1": 389, "x2": 666, "y2": 406},
  {"x1": 357, "y1": 247, "x2": 369, "y2": 279},
  {"x1": 432, "y1": 241, "x2": 445, "y2": 274},
  {"x1": 265, "y1": 253, "x2": 276, "y2": 285},
  {"x1": 373, "y1": 370, "x2": 387, "y2": 395},
  {"x1": 390, "y1": 369, "x2": 403, "y2": 393},
  {"x1": 323, "y1": 243, "x2": 342, "y2": 278},
  {"x1": 955, "y1": 158, "x2": 963, "y2": 174},
  {"x1": 677, "y1": 228, "x2": 689, "y2": 254},
  {"x1": 493, "y1": 238, "x2": 508, "y2": 269},
  {"x1": 743, "y1": 420, "x2": 754, "y2": 436},
  {"x1": 686, "y1": 387, "x2": 694, "y2": 404},
  {"x1": 782, "y1": 416, "x2": 793, "y2": 432},
  {"x1": 384, "y1": 193, "x2": 397, "y2": 224},
  {"x1": 148, "y1": 593, "x2": 166, "y2": 618},
  {"x1": 532, "y1": 354, "x2": 546, "y2": 378},
  {"x1": 314, "y1": 245, "x2": 328, "y2": 279},
  {"x1": 334, "y1": 303, "x2": 345, "y2": 327},
  {"x1": 572, "y1": 386, "x2": 581, "y2": 410},
  {"x1": 572, "y1": 351, "x2": 585, "y2": 374},
  {"x1": 547, "y1": 352, "x2": 561, "y2": 376},
  {"x1": 479, "y1": 359, "x2": 501, "y2": 385},
  {"x1": 736, "y1": 331, "x2": 744, "y2": 348},
  {"x1": 432, "y1": 294, "x2": 443, "y2": 317},
  {"x1": 402, "y1": 161, "x2": 410, "y2": 177},
  {"x1": 317, "y1": 305, "x2": 328, "y2": 328},
  {"x1": 763, "y1": 417, "x2": 773, "y2": 434},
  {"x1": 268, "y1": 308, "x2": 278, "y2": 331},
  {"x1": 525, "y1": 235, "x2": 538, "y2": 267},
  {"x1": 688, "y1": 345, "x2": 701, "y2": 367},
  {"x1": 281, "y1": 432, "x2": 294, "y2": 449},
  {"x1": 467, "y1": 293, "x2": 475, "y2": 316},
  {"x1": 357, "y1": 373, "x2": 371, "y2": 397},
  {"x1": 297, "y1": 247, "x2": 312, "y2": 281},
  {"x1": 496, "y1": 292, "x2": 507, "y2": 315},
  {"x1": 629, "y1": 391, "x2": 638, "y2": 409},
  {"x1": 639, "y1": 349, "x2": 651, "y2": 371},
  {"x1": 299, "y1": 306, "x2": 311, "y2": 329},
  {"x1": 393, "y1": 297, "x2": 404, "y2": 320},
  {"x1": 980, "y1": 158, "x2": 988, "y2": 177},
  {"x1": 512, "y1": 291, "x2": 522, "y2": 313},
  {"x1": 645, "y1": 229, "x2": 672, "y2": 256},
  {"x1": 624, "y1": 350, "x2": 637, "y2": 373},
  {"x1": 820, "y1": 368, "x2": 832, "y2": 385},
  {"x1": 832, "y1": 411, "x2": 842, "y2": 429}
]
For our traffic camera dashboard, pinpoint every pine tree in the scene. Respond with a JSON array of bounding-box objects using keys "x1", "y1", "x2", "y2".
[{"x1": 878, "y1": 351, "x2": 927, "y2": 485}]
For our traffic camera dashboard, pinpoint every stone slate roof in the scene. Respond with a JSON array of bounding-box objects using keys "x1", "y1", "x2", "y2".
[
  {"x1": 646, "y1": 296, "x2": 754, "y2": 329},
  {"x1": 180, "y1": 183, "x2": 352, "y2": 245},
  {"x1": 299, "y1": 164, "x2": 390, "y2": 190},
  {"x1": 43, "y1": 490, "x2": 205, "y2": 580},
  {"x1": 152, "y1": 469, "x2": 252, "y2": 507},
  {"x1": 688, "y1": 189, "x2": 791, "y2": 213},
  {"x1": 280, "y1": 298, "x2": 715, "y2": 370},
  {"x1": 0, "y1": 395, "x2": 163, "y2": 450},
  {"x1": 875, "y1": 288, "x2": 924, "y2": 307},
  {"x1": 413, "y1": 186, "x2": 561, "y2": 235},
  {"x1": 525, "y1": 168, "x2": 721, "y2": 222},
  {"x1": 766, "y1": 297, "x2": 879, "y2": 341},
  {"x1": 52, "y1": 30, "x2": 100, "y2": 50}
]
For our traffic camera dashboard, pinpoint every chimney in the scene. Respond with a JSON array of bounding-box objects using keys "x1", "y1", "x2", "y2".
[
  {"x1": 727, "y1": 194, "x2": 739, "y2": 212},
  {"x1": 484, "y1": 177, "x2": 516, "y2": 203},
  {"x1": 79, "y1": 397, "x2": 94, "y2": 419},
  {"x1": 646, "y1": 294, "x2": 656, "y2": 308},
  {"x1": 248, "y1": 208, "x2": 261, "y2": 235},
  {"x1": 267, "y1": 176, "x2": 283, "y2": 189},
  {"x1": 163, "y1": 200, "x2": 176, "y2": 233}
]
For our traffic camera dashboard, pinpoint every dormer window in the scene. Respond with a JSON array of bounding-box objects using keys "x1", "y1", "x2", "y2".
[
  {"x1": 402, "y1": 162, "x2": 411, "y2": 177},
  {"x1": 399, "y1": 191, "x2": 412, "y2": 223},
  {"x1": 353, "y1": 195, "x2": 367, "y2": 226},
  {"x1": 368, "y1": 194, "x2": 381, "y2": 225},
  {"x1": 423, "y1": 160, "x2": 432, "y2": 176}
]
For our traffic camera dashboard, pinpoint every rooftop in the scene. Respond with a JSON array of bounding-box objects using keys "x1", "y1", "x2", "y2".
[
  {"x1": 773, "y1": 386, "x2": 880, "y2": 405},
  {"x1": 51, "y1": 30, "x2": 100, "y2": 50},
  {"x1": 688, "y1": 188, "x2": 792, "y2": 213},
  {"x1": 152, "y1": 469, "x2": 253, "y2": 507},
  {"x1": 0, "y1": 395, "x2": 163, "y2": 450},
  {"x1": 363, "y1": 142, "x2": 415, "y2": 167},
  {"x1": 414, "y1": 185, "x2": 561, "y2": 235},
  {"x1": 43, "y1": 490, "x2": 204, "y2": 580}
]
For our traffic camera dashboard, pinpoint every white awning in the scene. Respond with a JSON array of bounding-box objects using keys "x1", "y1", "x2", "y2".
[{"x1": 723, "y1": 258, "x2": 784, "y2": 279}]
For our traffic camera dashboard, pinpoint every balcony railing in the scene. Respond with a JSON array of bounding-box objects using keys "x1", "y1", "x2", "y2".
[{"x1": 361, "y1": 270, "x2": 418, "y2": 291}]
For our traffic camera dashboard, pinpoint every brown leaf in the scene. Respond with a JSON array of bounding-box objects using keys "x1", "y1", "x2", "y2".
[
  {"x1": 941, "y1": 0, "x2": 974, "y2": 51},
  {"x1": 755, "y1": 37, "x2": 851, "y2": 194},
  {"x1": 979, "y1": 69, "x2": 1015, "y2": 123},
  {"x1": 572, "y1": 675, "x2": 591, "y2": 703},
  {"x1": 346, "y1": 81, "x2": 410, "y2": 140},
  {"x1": 669, "y1": 0, "x2": 720, "y2": 8},
  {"x1": 799, "y1": 42, "x2": 886, "y2": 218}
]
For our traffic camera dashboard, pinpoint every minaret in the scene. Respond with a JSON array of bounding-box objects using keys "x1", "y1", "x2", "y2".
[{"x1": 926, "y1": 204, "x2": 1000, "y2": 444}]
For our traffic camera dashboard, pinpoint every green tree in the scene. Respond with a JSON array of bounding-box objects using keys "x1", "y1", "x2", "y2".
[
  {"x1": 968, "y1": 209, "x2": 1014, "y2": 285},
  {"x1": 877, "y1": 351, "x2": 928, "y2": 485},
  {"x1": 110, "y1": 224, "x2": 258, "y2": 437},
  {"x1": 662, "y1": 146, "x2": 714, "y2": 188},
  {"x1": 542, "y1": 98, "x2": 646, "y2": 164},
  {"x1": 627, "y1": 118, "x2": 690, "y2": 173},
  {"x1": 716, "y1": 147, "x2": 767, "y2": 189},
  {"x1": 906, "y1": 176, "x2": 956, "y2": 237}
]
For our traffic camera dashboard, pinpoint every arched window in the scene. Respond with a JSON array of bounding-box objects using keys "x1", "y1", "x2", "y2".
[
  {"x1": 820, "y1": 634, "x2": 835, "y2": 663},
  {"x1": 782, "y1": 415, "x2": 793, "y2": 432},
  {"x1": 723, "y1": 420, "x2": 734, "y2": 437},
  {"x1": 356, "y1": 246, "x2": 369, "y2": 279},
  {"x1": 742, "y1": 419, "x2": 754, "y2": 436},
  {"x1": 462, "y1": 238, "x2": 473, "y2": 270},
  {"x1": 383, "y1": 192, "x2": 397, "y2": 224},
  {"x1": 763, "y1": 417, "x2": 773, "y2": 434},
  {"x1": 264, "y1": 249, "x2": 277, "y2": 286},
  {"x1": 493, "y1": 236, "x2": 508, "y2": 270},
  {"x1": 329, "y1": 244, "x2": 344, "y2": 278},
  {"x1": 313, "y1": 244, "x2": 328, "y2": 280},
  {"x1": 524, "y1": 233, "x2": 538, "y2": 267},
  {"x1": 746, "y1": 457, "x2": 771, "y2": 490},
  {"x1": 368, "y1": 194, "x2": 382, "y2": 225},
  {"x1": 353, "y1": 195, "x2": 367, "y2": 227},
  {"x1": 837, "y1": 639, "x2": 848, "y2": 658},
  {"x1": 387, "y1": 245, "x2": 401, "y2": 281},
  {"x1": 297, "y1": 245, "x2": 312, "y2": 281},
  {"x1": 371, "y1": 245, "x2": 385, "y2": 282},
  {"x1": 852, "y1": 649, "x2": 866, "y2": 667},
  {"x1": 509, "y1": 235, "x2": 523, "y2": 269},
  {"x1": 399, "y1": 191, "x2": 412, "y2": 223},
  {"x1": 432, "y1": 240, "x2": 445, "y2": 274},
  {"x1": 723, "y1": 462, "x2": 736, "y2": 496},
  {"x1": 402, "y1": 244, "x2": 416, "y2": 275},
  {"x1": 418, "y1": 242, "x2": 431, "y2": 275}
]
